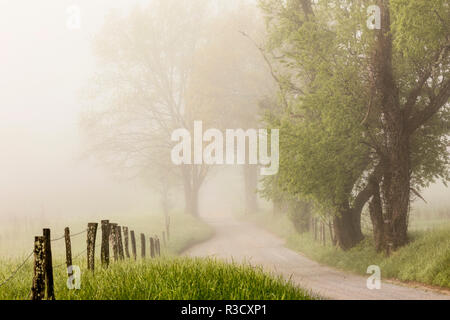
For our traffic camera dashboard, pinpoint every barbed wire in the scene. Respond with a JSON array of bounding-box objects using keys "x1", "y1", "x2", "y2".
[
  {"x1": 0, "y1": 239, "x2": 102, "y2": 288},
  {"x1": 1, "y1": 224, "x2": 162, "y2": 288},
  {"x1": 53, "y1": 243, "x2": 101, "y2": 269},
  {"x1": 0, "y1": 250, "x2": 33, "y2": 288},
  {"x1": 51, "y1": 229, "x2": 87, "y2": 242}
]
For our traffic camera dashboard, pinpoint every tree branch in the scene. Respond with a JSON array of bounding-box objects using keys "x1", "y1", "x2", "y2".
[{"x1": 408, "y1": 77, "x2": 450, "y2": 133}]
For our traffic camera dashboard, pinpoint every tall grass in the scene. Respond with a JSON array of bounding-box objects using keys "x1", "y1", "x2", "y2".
[
  {"x1": 0, "y1": 257, "x2": 317, "y2": 300},
  {"x1": 0, "y1": 212, "x2": 217, "y2": 299}
]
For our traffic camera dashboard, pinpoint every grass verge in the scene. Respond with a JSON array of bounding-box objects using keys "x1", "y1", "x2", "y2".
[
  {"x1": 241, "y1": 211, "x2": 450, "y2": 289},
  {"x1": 0, "y1": 257, "x2": 317, "y2": 300}
]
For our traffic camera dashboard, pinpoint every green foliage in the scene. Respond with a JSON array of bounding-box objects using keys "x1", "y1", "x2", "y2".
[
  {"x1": 259, "y1": 0, "x2": 450, "y2": 221},
  {"x1": 390, "y1": 0, "x2": 450, "y2": 190},
  {"x1": 0, "y1": 257, "x2": 317, "y2": 300},
  {"x1": 286, "y1": 199, "x2": 312, "y2": 234},
  {"x1": 259, "y1": 0, "x2": 373, "y2": 215}
]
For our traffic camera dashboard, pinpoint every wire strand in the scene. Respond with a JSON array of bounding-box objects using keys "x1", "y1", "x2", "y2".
[
  {"x1": 0, "y1": 251, "x2": 33, "y2": 288},
  {"x1": 51, "y1": 229, "x2": 87, "y2": 242},
  {"x1": 53, "y1": 243, "x2": 101, "y2": 268}
]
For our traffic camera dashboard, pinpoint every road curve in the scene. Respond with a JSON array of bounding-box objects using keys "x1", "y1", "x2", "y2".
[{"x1": 184, "y1": 214, "x2": 449, "y2": 300}]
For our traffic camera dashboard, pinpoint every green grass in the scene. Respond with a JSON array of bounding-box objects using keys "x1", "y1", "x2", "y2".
[
  {"x1": 0, "y1": 212, "x2": 316, "y2": 300},
  {"x1": 242, "y1": 210, "x2": 450, "y2": 289},
  {"x1": 0, "y1": 257, "x2": 316, "y2": 300}
]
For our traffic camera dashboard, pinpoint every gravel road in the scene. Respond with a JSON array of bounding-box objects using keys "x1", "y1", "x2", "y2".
[{"x1": 184, "y1": 213, "x2": 450, "y2": 300}]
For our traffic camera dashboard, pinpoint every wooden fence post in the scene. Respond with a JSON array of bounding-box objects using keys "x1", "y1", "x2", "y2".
[
  {"x1": 322, "y1": 222, "x2": 326, "y2": 246},
  {"x1": 313, "y1": 218, "x2": 318, "y2": 241},
  {"x1": 42, "y1": 228, "x2": 55, "y2": 300},
  {"x1": 101, "y1": 220, "x2": 110, "y2": 267},
  {"x1": 155, "y1": 236, "x2": 160, "y2": 256},
  {"x1": 158, "y1": 238, "x2": 161, "y2": 256},
  {"x1": 130, "y1": 230, "x2": 137, "y2": 260},
  {"x1": 87, "y1": 223, "x2": 98, "y2": 271},
  {"x1": 166, "y1": 215, "x2": 170, "y2": 240},
  {"x1": 31, "y1": 236, "x2": 45, "y2": 300},
  {"x1": 150, "y1": 237, "x2": 155, "y2": 258},
  {"x1": 319, "y1": 222, "x2": 323, "y2": 244},
  {"x1": 117, "y1": 226, "x2": 125, "y2": 260},
  {"x1": 64, "y1": 227, "x2": 72, "y2": 277},
  {"x1": 123, "y1": 226, "x2": 130, "y2": 258},
  {"x1": 140, "y1": 233, "x2": 146, "y2": 258},
  {"x1": 328, "y1": 222, "x2": 336, "y2": 246},
  {"x1": 162, "y1": 231, "x2": 166, "y2": 247},
  {"x1": 109, "y1": 223, "x2": 118, "y2": 262}
]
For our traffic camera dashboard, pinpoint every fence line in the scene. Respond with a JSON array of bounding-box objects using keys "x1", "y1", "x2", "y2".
[
  {"x1": 26, "y1": 220, "x2": 165, "y2": 300},
  {"x1": 0, "y1": 221, "x2": 166, "y2": 298},
  {"x1": 53, "y1": 243, "x2": 101, "y2": 269}
]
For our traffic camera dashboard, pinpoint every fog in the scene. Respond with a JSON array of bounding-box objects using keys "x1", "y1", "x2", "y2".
[
  {"x1": 1, "y1": 0, "x2": 171, "y2": 221},
  {"x1": 0, "y1": 0, "x2": 262, "y2": 231},
  {"x1": 0, "y1": 0, "x2": 448, "y2": 252}
]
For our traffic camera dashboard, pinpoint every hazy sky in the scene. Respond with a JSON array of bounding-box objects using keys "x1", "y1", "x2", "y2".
[
  {"x1": 0, "y1": 0, "x2": 154, "y2": 219},
  {"x1": 0, "y1": 0, "x2": 447, "y2": 222}
]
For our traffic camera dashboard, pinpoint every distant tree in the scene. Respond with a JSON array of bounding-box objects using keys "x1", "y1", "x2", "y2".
[
  {"x1": 81, "y1": 0, "x2": 211, "y2": 216},
  {"x1": 187, "y1": 4, "x2": 276, "y2": 214}
]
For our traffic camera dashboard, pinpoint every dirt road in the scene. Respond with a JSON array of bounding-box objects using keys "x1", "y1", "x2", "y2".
[{"x1": 184, "y1": 214, "x2": 449, "y2": 300}]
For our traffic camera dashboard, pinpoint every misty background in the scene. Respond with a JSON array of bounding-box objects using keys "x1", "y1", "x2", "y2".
[
  {"x1": 0, "y1": 0, "x2": 448, "y2": 255},
  {"x1": 0, "y1": 0, "x2": 257, "y2": 254}
]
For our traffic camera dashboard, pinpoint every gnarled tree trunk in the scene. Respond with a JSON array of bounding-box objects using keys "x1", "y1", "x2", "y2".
[
  {"x1": 380, "y1": 132, "x2": 410, "y2": 250},
  {"x1": 333, "y1": 204, "x2": 364, "y2": 250},
  {"x1": 370, "y1": 0, "x2": 411, "y2": 252}
]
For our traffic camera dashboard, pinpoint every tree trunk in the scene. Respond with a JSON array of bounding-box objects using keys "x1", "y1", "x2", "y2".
[
  {"x1": 190, "y1": 187, "x2": 199, "y2": 217},
  {"x1": 243, "y1": 164, "x2": 259, "y2": 214},
  {"x1": 181, "y1": 165, "x2": 200, "y2": 217},
  {"x1": 380, "y1": 132, "x2": 410, "y2": 251},
  {"x1": 369, "y1": 181, "x2": 385, "y2": 252},
  {"x1": 328, "y1": 222, "x2": 336, "y2": 246},
  {"x1": 161, "y1": 186, "x2": 171, "y2": 238},
  {"x1": 333, "y1": 203, "x2": 364, "y2": 250},
  {"x1": 288, "y1": 199, "x2": 311, "y2": 234},
  {"x1": 183, "y1": 182, "x2": 199, "y2": 217},
  {"x1": 273, "y1": 199, "x2": 284, "y2": 216},
  {"x1": 371, "y1": 0, "x2": 410, "y2": 252}
]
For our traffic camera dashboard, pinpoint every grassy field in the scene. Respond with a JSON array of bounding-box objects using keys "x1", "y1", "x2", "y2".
[
  {"x1": 242, "y1": 210, "x2": 450, "y2": 289},
  {"x1": 0, "y1": 212, "x2": 318, "y2": 300},
  {"x1": 0, "y1": 257, "x2": 316, "y2": 300}
]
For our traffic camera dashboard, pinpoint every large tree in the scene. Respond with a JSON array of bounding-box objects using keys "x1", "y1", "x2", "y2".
[
  {"x1": 259, "y1": 0, "x2": 449, "y2": 251},
  {"x1": 366, "y1": 0, "x2": 449, "y2": 251}
]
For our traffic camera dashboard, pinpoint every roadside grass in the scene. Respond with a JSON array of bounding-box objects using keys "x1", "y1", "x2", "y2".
[
  {"x1": 241, "y1": 210, "x2": 450, "y2": 289},
  {"x1": 0, "y1": 257, "x2": 317, "y2": 300},
  {"x1": 0, "y1": 212, "x2": 216, "y2": 299}
]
